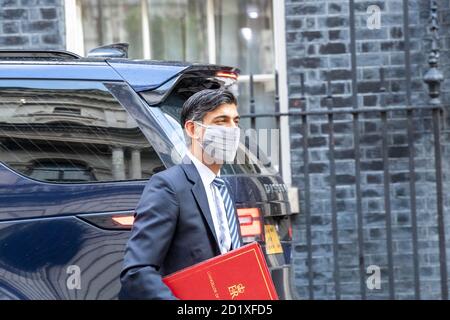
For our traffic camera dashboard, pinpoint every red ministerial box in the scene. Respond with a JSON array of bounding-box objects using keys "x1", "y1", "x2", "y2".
[{"x1": 162, "y1": 242, "x2": 279, "y2": 300}]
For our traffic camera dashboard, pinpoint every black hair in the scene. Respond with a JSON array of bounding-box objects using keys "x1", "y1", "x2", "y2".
[{"x1": 180, "y1": 89, "x2": 237, "y2": 127}]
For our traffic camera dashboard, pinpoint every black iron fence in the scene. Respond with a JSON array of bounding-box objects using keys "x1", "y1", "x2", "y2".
[
  {"x1": 241, "y1": 101, "x2": 448, "y2": 299},
  {"x1": 238, "y1": 0, "x2": 449, "y2": 300}
]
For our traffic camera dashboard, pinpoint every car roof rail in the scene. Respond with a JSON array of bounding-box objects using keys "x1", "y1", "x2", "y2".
[
  {"x1": 0, "y1": 50, "x2": 82, "y2": 60},
  {"x1": 87, "y1": 43, "x2": 129, "y2": 58}
]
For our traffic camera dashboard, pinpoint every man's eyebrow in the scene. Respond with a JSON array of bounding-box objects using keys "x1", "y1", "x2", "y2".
[
  {"x1": 212, "y1": 115, "x2": 230, "y2": 121},
  {"x1": 212, "y1": 115, "x2": 240, "y2": 121}
]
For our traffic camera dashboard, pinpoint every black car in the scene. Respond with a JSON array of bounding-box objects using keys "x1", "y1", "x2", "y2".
[{"x1": 0, "y1": 44, "x2": 296, "y2": 299}]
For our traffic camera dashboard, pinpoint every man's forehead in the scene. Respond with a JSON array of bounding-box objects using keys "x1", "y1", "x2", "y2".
[
  {"x1": 196, "y1": 103, "x2": 239, "y2": 123},
  {"x1": 209, "y1": 103, "x2": 238, "y2": 114}
]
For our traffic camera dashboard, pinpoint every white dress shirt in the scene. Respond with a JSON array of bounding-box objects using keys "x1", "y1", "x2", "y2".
[{"x1": 186, "y1": 151, "x2": 232, "y2": 254}]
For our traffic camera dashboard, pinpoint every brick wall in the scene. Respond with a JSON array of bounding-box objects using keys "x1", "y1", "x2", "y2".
[
  {"x1": 0, "y1": 0, "x2": 65, "y2": 50},
  {"x1": 286, "y1": 0, "x2": 450, "y2": 299}
]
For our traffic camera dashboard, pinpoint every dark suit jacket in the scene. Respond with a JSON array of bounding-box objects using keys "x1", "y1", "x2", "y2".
[{"x1": 119, "y1": 156, "x2": 242, "y2": 300}]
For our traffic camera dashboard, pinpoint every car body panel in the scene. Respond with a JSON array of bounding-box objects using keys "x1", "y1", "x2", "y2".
[
  {"x1": 0, "y1": 162, "x2": 146, "y2": 221},
  {"x1": 0, "y1": 216, "x2": 128, "y2": 299}
]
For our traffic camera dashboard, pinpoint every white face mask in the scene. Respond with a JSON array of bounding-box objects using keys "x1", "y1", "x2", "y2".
[{"x1": 195, "y1": 121, "x2": 240, "y2": 163}]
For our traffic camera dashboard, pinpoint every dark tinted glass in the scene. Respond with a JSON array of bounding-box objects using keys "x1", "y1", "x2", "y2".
[{"x1": 0, "y1": 80, "x2": 164, "y2": 183}]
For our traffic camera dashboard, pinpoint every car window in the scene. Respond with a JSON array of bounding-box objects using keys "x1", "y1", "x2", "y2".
[{"x1": 0, "y1": 80, "x2": 165, "y2": 183}]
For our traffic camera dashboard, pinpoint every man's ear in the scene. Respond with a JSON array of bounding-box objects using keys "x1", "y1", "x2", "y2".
[{"x1": 184, "y1": 121, "x2": 198, "y2": 140}]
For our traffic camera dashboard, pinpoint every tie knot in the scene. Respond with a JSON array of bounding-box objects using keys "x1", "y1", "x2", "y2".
[{"x1": 212, "y1": 177, "x2": 226, "y2": 188}]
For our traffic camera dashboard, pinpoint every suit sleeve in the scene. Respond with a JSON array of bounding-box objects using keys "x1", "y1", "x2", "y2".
[{"x1": 119, "y1": 173, "x2": 179, "y2": 300}]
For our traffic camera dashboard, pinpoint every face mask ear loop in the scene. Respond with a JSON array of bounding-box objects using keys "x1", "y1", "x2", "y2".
[
  {"x1": 193, "y1": 121, "x2": 205, "y2": 127},
  {"x1": 192, "y1": 121, "x2": 205, "y2": 146}
]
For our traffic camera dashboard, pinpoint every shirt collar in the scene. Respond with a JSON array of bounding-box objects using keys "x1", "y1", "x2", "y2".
[{"x1": 186, "y1": 150, "x2": 220, "y2": 186}]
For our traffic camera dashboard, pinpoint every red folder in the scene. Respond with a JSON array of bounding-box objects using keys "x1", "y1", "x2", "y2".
[{"x1": 162, "y1": 242, "x2": 279, "y2": 300}]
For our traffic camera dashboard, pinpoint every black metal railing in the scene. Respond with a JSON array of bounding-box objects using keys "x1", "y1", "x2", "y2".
[
  {"x1": 237, "y1": 0, "x2": 448, "y2": 300},
  {"x1": 241, "y1": 100, "x2": 448, "y2": 300}
]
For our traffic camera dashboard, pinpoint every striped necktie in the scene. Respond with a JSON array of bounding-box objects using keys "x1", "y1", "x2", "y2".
[{"x1": 212, "y1": 177, "x2": 242, "y2": 249}]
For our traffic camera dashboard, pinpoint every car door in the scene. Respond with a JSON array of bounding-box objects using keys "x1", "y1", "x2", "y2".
[{"x1": 0, "y1": 79, "x2": 168, "y2": 299}]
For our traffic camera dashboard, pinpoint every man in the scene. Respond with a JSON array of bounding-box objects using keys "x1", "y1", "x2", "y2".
[{"x1": 119, "y1": 89, "x2": 243, "y2": 299}]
